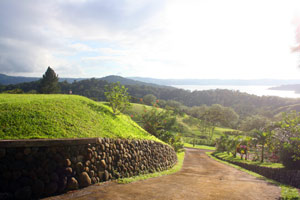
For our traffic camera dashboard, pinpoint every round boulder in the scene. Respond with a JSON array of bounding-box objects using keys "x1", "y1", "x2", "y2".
[{"x1": 79, "y1": 172, "x2": 91, "y2": 187}]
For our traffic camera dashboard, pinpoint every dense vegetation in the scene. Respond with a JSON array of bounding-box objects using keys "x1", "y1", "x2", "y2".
[
  {"x1": 0, "y1": 94, "x2": 160, "y2": 142},
  {"x1": 123, "y1": 103, "x2": 239, "y2": 148},
  {"x1": 216, "y1": 111, "x2": 300, "y2": 170}
]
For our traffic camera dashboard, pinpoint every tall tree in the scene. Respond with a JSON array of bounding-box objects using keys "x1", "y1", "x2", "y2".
[{"x1": 39, "y1": 66, "x2": 60, "y2": 94}]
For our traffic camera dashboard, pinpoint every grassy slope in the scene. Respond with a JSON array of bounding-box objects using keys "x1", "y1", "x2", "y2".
[{"x1": 0, "y1": 94, "x2": 160, "y2": 142}]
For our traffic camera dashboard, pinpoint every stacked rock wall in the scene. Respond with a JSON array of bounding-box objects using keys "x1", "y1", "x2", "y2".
[
  {"x1": 0, "y1": 138, "x2": 177, "y2": 199},
  {"x1": 213, "y1": 154, "x2": 300, "y2": 188}
]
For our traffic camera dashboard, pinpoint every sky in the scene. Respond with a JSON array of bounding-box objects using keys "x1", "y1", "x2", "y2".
[{"x1": 0, "y1": 0, "x2": 300, "y2": 79}]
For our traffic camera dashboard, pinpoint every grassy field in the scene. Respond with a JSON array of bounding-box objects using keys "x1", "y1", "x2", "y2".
[
  {"x1": 0, "y1": 94, "x2": 160, "y2": 141},
  {"x1": 124, "y1": 103, "x2": 240, "y2": 142},
  {"x1": 213, "y1": 152, "x2": 284, "y2": 168},
  {"x1": 207, "y1": 152, "x2": 300, "y2": 200}
]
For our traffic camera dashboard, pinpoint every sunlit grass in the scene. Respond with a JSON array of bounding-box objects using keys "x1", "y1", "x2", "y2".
[
  {"x1": 117, "y1": 151, "x2": 185, "y2": 184},
  {"x1": 184, "y1": 143, "x2": 216, "y2": 150}
]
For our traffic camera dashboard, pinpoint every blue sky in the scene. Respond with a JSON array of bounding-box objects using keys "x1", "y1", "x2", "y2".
[{"x1": 0, "y1": 0, "x2": 300, "y2": 79}]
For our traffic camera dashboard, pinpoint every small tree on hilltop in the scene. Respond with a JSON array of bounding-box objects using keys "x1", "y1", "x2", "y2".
[
  {"x1": 39, "y1": 66, "x2": 60, "y2": 94},
  {"x1": 105, "y1": 82, "x2": 131, "y2": 115},
  {"x1": 143, "y1": 94, "x2": 157, "y2": 105}
]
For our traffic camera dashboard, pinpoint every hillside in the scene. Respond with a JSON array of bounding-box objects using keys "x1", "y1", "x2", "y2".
[
  {"x1": 101, "y1": 75, "x2": 173, "y2": 89},
  {"x1": 0, "y1": 74, "x2": 39, "y2": 85},
  {"x1": 269, "y1": 84, "x2": 300, "y2": 94},
  {"x1": 0, "y1": 94, "x2": 160, "y2": 141},
  {"x1": 123, "y1": 103, "x2": 240, "y2": 141},
  {"x1": 273, "y1": 103, "x2": 300, "y2": 116}
]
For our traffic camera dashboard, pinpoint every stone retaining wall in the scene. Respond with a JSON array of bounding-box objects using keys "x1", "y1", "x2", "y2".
[
  {"x1": 213, "y1": 154, "x2": 300, "y2": 188},
  {"x1": 0, "y1": 138, "x2": 177, "y2": 199}
]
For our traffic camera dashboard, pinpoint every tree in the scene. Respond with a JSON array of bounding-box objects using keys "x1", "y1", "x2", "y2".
[
  {"x1": 252, "y1": 127, "x2": 273, "y2": 163},
  {"x1": 140, "y1": 105, "x2": 176, "y2": 138},
  {"x1": 38, "y1": 66, "x2": 60, "y2": 94},
  {"x1": 274, "y1": 112, "x2": 300, "y2": 169},
  {"x1": 105, "y1": 82, "x2": 131, "y2": 115},
  {"x1": 143, "y1": 94, "x2": 157, "y2": 105}
]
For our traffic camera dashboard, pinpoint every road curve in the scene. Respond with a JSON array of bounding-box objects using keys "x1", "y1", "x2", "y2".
[{"x1": 46, "y1": 148, "x2": 280, "y2": 200}]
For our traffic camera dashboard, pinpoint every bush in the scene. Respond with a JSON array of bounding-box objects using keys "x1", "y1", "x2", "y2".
[
  {"x1": 279, "y1": 148, "x2": 300, "y2": 170},
  {"x1": 274, "y1": 112, "x2": 300, "y2": 169},
  {"x1": 139, "y1": 104, "x2": 183, "y2": 152}
]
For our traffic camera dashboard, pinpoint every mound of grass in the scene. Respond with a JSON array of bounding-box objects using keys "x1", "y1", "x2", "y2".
[{"x1": 0, "y1": 94, "x2": 160, "y2": 141}]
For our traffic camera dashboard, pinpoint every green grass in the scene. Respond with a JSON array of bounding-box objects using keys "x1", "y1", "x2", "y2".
[
  {"x1": 207, "y1": 152, "x2": 300, "y2": 200},
  {"x1": 117, "y1": 151, "x2": 185, "y2": 184},
  {"x1": 184, "y1": 143, "x2": 216, "y2": 150},
  {"x1": 0, "y1": 94, "x2": 160, "y2": 142},
  {"x1": 213, "y1": 152, "x2": 284, "y2": 168}
]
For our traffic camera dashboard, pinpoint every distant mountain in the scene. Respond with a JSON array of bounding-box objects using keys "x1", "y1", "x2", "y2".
[
  {"x1": 0, "y1": 73, "x2": 173, "y2": 89},
  {"x1": 100, "y1": 75, "x2": 173, "y2": 88},
  {"x1": 0, "y1": 73, "x2": 85, "y2": 85},
  {"x1": 129, "y1": 77, "x2": 300, "y2": 86},
  {"x1": 0, "y1": 74, "x2": 39, "y2": 85}
]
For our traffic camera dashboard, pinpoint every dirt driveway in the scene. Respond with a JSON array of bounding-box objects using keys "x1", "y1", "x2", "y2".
[{"x1": 47, "y1": 148, "x2": 280, "y2": 200}]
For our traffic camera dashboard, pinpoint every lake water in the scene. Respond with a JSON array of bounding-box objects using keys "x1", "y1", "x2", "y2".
[{"x1": 171, "y1": 85, "x2": 300, "y2": 99}]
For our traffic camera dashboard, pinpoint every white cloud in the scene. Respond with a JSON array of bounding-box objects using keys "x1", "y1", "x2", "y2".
[{"x1": 0, "y1": 0, "x2": 300, "y2": 79}]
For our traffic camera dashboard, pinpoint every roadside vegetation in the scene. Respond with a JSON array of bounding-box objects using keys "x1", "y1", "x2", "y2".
[
  {"x1": 213, "y1": 152, "x2": 283, "y2": 168},
  {"x1": 215, "y1": 111, "x2": 300, "y2": 170},
  {"x1": 207, "y1": 152, "x2": 300, "y2": 200}
]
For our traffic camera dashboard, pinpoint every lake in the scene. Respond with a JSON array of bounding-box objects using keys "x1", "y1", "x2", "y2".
[{"x1": 171, "y1": 85, "x2": 300, "y2": 98}]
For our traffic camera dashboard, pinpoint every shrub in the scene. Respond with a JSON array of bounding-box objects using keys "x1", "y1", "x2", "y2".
[
  {"x1": 279, "y1": 148, "x2": 300, "y2": 170},
  {"x1": 139, "y1": 104, "x2": 183, "y2": 152},
  {"x1": 274, "y1": 112, "x2": 300, "y2": 169}
]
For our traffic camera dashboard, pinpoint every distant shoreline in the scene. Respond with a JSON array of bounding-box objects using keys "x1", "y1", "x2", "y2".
[{"x1": 171, "y1": 85, "x2": 300, "y2": 98}]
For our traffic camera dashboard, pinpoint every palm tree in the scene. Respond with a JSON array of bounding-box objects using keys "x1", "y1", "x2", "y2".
[{"x1": 253, "y1": 129, "x2": 273, "y2": 162}]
